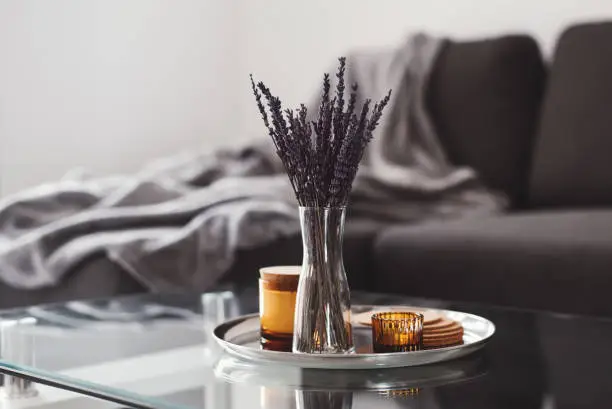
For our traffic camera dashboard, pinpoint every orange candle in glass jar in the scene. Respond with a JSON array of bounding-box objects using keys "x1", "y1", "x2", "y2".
[{"x1": 259, "y1": 266, "x2": 300, "y2": 351}]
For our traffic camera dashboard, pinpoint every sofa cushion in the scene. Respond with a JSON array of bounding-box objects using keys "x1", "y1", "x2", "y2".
[
  {"x1": 427, "y1": 35, "x2": 546, "y2": 208},
  {"x1": 530, "y1": 22, "x2": 612, "y2": 208},
  {"x1": 0, "y1": 255, "x2": 144, "y2": 310},
  {"x1": 373, "y1": 210, "x2": 612, "y2": 316}
]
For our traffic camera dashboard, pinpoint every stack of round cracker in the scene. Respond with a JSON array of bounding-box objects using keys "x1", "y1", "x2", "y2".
[
  {"x1": 354, "y1": 307, "x2": 464, "y2": 350},
  {"x1": 421, "y1": 313, "x2": 464, "y2": 349}
]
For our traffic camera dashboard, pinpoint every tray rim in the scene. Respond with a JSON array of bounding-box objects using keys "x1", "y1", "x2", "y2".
[{"x1": 212, "y1": 305, "x2": 495, "y2": 368}]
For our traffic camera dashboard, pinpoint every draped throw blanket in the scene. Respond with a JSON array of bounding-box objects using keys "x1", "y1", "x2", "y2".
[{"x1": 0, "y1": 34, "x2": 506, "y2": 291}]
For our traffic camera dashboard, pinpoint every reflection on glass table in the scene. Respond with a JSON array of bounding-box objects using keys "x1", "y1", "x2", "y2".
[
  {"x1": 214, "y1": 352, "x2": 488, "y2": 391},
  {"x1": 0, "y1": 290, "x2": 237, "y2": 409},
  {"x1": 0, "y1": 288, "x2": 611, "y2": 408}
]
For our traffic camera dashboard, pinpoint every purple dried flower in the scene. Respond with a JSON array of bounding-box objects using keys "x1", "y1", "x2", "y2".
[
  {"x1": 333, "y1": 57, "x2": 347, "y2": 140},
  {"x1": 250, "y1": 58, "x2": 391, "y2": 207},
  {"x1": 343, "y1": 83, "x2": 358, "y2": 132}
]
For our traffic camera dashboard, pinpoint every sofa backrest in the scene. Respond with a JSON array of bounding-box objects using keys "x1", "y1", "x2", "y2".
[
  {"x1": 529, "y1": 22, "x2": 612, "y2": 208},
  {"x1": 427, "y1": 35, "x2": 546, "y2": 208}
]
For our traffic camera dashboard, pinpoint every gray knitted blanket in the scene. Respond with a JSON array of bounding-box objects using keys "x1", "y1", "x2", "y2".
[{"x1": 0, "y1": 34, "x2": 505, "y2": 291}]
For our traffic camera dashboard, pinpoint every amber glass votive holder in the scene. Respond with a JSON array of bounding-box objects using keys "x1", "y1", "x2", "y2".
[
  {"x1": 371, "y1": 312, "x2": 424, "y2": 353},
  {"x1": 259, "y1": 266, "x2": 300, "y2": 352},
  {"x1": 379, "y1": 388, "x2": 420, "y2": 398}
]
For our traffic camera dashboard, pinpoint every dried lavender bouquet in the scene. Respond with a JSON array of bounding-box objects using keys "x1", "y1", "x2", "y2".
[
  {"x1": 251, "y1": 58, "x2": 391, "y2": 354},
  {"x1": 250, "y1": 57, "x2": 390, "y2": 208}
]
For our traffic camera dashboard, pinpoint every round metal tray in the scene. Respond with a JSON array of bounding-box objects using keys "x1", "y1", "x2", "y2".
[{"x1": 212, "y1": 305, "x2": 495, "y2": 370}]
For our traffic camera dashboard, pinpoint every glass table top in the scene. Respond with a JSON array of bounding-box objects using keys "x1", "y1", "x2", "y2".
[{"x1": 1, "y1": 287, "x2": 612, "y2": 408}]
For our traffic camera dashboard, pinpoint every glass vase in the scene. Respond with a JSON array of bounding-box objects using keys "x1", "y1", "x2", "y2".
[
  {"x1": 296, "y1": 390, "x2": 353, "y2": 409},
  {"x1": 292, "y1": 206, "x2": 354, "y2": 354}
]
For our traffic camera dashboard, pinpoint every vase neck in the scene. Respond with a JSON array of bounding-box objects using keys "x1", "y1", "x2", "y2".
[{"x1": 299, "y1": 207, "x2": 346, "y2": 269}]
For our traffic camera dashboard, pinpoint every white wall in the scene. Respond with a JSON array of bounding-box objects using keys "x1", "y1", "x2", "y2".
[
  {"x1": 1, "y1": 0, "x2": 611, "y2": 195},
  {"x1": 0, "y1": 0, "x2": 244, "y2": 195}
]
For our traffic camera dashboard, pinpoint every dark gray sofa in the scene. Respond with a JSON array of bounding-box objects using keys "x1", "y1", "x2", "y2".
[
  {"x1": 7, "y1": 22, "x2": 612, "y2": 318},
  {"x1": 375, "y1": 21, "x2": 612, "y2": 317},
  {"x1": 229, "y1": 21, "x2": 612, "y2": 317}
]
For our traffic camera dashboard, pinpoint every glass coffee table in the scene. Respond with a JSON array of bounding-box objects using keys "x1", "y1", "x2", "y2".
[{"x1": 0, "y1": 287, "x2": 611, "y2": 408}]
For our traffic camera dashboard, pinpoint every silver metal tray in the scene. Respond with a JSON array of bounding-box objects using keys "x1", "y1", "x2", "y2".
[{"x1": 212, "y1": 305, "x2": 495, "y2": 370}]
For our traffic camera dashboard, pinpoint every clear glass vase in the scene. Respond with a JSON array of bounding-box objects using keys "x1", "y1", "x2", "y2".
[
  {"x1": 292, "y1": 206, "x2": 354, "y2": 354},
  {"x1": 296, "y1": 390, "x2": 353, "y2": 409}
]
